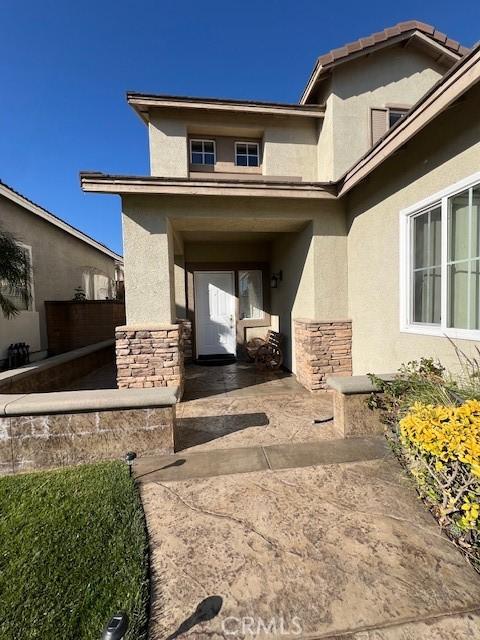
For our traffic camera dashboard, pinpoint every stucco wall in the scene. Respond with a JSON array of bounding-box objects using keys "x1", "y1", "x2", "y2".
[
  {"x1": 0, "y1": 196, "x2": 116, "y2": 362},
  {"x1": 148, "y1": 109, "x2": 320, "y2": 181},
  {"x1": 346, "y1": 84, "x2": 480, "y2": 375},
  {"x1": 319, "y1": 45, "x2": 445, "y2": 181},
  {"x1": 121, "y1": 197, "x2": 175, "y2": 325}
]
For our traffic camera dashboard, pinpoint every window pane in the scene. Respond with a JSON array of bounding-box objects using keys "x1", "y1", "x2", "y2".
[
  {"x1": 191, "y1": 152, "x2": 203, "y2": 164},
  {"x1": 414, "y1": 207, "x2": 440, "y2": 269},
  {"x1": 448, "y1": 259, "x2": 480, "y2": 330},
  {"x1": 191, "y1": 141, "x2": 203, "y2": 153},
  {"x1": 236, "y1": 155, "x2": 248, "y2": 166},
  {"x1": 414, "y1": 213, "x2": 429, "y2": 269},
  {"x1": 389, "y1": 110, "x2": 407, "y2": 127},
  {"x1": 239, "y1": 270, "x2": 263, "y2": 320},
  {"x1": 471, "y1": 260, "x2": 480, "y2": 330},
  {"x1": 431, "y1": 207, "x2": 441, "y2": 265},
  {"x1": 414, "y1": 267, "x2": 441, "y2": 324},
  {"x1": 448, "y1": 189, "x2": 470, "y2": 262},
  {"x1": 236, "y1": 144, "x2": 247, "y2": 155},
  {"x1": 203, "y1": 141, "x2": 214, "y2": 153},
  {"x1": 204, "y1": 153, "x2": 215, "y2": 165},
  {"x1": 247, "y1": 155, "x2": 259, "y2": 167},
  {"x1": 448, "y1": 262, "x2": 469, "y2": 329},
  {"x1": 247, "y1": 144, "x2": 258, "y2": 154},
  {"x1": 472, "y1": 187, "x2": 480, "y2": 259}
]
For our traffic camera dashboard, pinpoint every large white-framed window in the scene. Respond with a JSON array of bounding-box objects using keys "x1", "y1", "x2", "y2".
[
  {"x1": 0, "y1": 243, "x2": 34, "y2": 312},
  {"x1": 235, "y1": 142, "x2": 260, "y2": 167},
  {"x1": 400, "y1": 172, "x2": 480, "y2": 340},
  {"x1": 189, "y1": 139, "x2": 216, "y2": 166}
]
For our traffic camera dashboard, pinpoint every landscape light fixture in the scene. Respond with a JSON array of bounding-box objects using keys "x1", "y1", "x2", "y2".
[
  {"x1": 270, "y1": 270, "x2": 283, "y2": 288},
  {"x1": 124, "y1": 451, "x2": 137, "y2": 476},
  {"x1": 101, "y1": 612, "x2": 129, "y2": 640}
]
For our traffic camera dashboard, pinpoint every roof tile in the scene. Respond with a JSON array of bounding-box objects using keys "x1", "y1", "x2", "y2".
[
  {"x1": 314, "y1": 21, "x2": 467, "y2": 73},
  {"x1": 433, "y1": 30, "x2": 448, "y2": 44}
]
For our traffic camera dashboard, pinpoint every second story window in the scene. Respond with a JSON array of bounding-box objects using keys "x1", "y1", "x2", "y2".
[
  {"x1": 190, "y1": 139, "x2": 215, "y2": 166},
  {"x1": 235, "y1": 142, "x2": 259, "y2": 167},
  {"x1": 388, "y1": 108, "x2": 408, "y2": 128}
]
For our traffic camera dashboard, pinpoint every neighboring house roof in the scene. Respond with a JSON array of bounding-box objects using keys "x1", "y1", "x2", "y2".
[
  {"x1": 338, "y1": 41, "x2": 480, "y2": 196},
  {"x1": 127, "y1": 92, "x2": 324, "y2": 123},
  {"x1": 0, "y1": 180, "x2": 123, "y2": 262},
  {"x1": 300, "y1": 21, "x2": 469, "y2": 104}
]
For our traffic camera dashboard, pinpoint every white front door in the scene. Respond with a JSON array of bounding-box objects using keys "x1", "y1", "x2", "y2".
[{"x1": 194, "y1": 271, "x2": 236, "y2": 356}]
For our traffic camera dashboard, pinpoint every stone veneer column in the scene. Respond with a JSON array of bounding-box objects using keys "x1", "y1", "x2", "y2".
[
  {"x1": 115, "y1": 323, "x2": 184, "y2": 394},
  {"x1": 294, "y1": 319, "x2": 352, "y2": 391},
  {"x1": 177, "y1": 319, "x2": 192, "y2": 363}
]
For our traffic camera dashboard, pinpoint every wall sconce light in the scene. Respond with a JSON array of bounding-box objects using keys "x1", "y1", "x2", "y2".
[{"x1": 270, "y1": 271, "x2": 283, "y2": 289}]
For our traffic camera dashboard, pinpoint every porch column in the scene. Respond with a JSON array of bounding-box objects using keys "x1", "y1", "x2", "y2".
[{"x1": 115, "y1": 199, "x2": 184, "y2": 393}]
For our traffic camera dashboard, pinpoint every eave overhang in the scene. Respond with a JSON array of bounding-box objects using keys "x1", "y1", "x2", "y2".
[
  {"x1": 80, "y1": 173, "x2": 337, "y2": 200},
  {"x1": 127, "y1": 93, "x2": 325, "y2": 124}
]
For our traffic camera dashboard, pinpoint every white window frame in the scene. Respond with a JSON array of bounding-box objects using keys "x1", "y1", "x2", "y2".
[
  {"x1": 400, "y1": 171, "x2": 480, "y2": 341},
  {"x1": 0, "y1": 243, "x2": 35, "y2": 312},
  {"x1": 234, "y1": 141, "x2": 260, "y2": 167},
  {"x1": 189, "y1": 139, "x2": 216, "y2": 166}
]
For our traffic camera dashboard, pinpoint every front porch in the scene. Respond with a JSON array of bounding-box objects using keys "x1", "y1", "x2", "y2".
[{"x1": 115, "y1": 193, "x2": 353, "y2": 394}]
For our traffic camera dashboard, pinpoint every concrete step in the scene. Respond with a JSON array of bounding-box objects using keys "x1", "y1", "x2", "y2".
[{"x1": 134, "y1": 436, "x2": 389, "y2": 483}]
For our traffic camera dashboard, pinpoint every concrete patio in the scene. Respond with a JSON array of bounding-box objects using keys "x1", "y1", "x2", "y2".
[{"x1": 177, "y1": 362, "x2": 338, "y2": 451}]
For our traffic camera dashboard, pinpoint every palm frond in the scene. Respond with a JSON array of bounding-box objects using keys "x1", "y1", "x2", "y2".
[{"x1": 0, "y1": 226, "x2": 32, "y2": 318}]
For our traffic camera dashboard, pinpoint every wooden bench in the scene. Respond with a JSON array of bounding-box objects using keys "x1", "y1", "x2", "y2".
[{"x1": 246, "y1": 330, "x2": 284, "y2": 370}]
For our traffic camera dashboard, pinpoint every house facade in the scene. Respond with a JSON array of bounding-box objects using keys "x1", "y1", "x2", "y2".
[
  {"x1": 0, "y1": 181, "x2": 123, "y2": 366},
  {"x1": 81, "y1": 21, "x2": 480, "y2": 393}
]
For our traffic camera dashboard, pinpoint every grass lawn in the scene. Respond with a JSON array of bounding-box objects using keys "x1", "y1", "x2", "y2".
[{"x1": 0, "y1": 461, "x2": 149, "y2": 640}]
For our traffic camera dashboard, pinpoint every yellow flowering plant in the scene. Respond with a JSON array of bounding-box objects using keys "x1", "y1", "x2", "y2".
[{"x1": 367, "y1": 355, "x2": 480, "y2": 572}]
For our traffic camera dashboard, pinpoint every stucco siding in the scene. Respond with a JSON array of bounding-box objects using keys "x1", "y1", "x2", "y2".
[
  {"x1": 325, "y1": 45, "x2": 445, "y2": 181},
  {"x1": 149, "y1": 114, "x2": 189, "y2": 177},
  {"x1": 148, "y1": 109, "x2": 320, "y2": 182},
  {"x1": 0, "y1": 196, "x2": 116, "y2": 360},
  {"x1": 346, "y1": 84, "x2": 480, "y2": 375}
]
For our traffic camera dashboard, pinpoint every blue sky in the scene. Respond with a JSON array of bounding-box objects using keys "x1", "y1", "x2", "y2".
[{"x1": 1, "y1": 0, "x2": 478, "y2": 255}]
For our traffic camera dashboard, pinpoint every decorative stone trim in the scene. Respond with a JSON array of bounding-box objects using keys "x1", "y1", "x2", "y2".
[
  {"x1": 177, "y1": 319, "x2": 193, "y2": 363},
  {"x1": 294, "y1": 319, "x2": 352, "y2": 391},
  {"x1": 115, "y1": 323, "x2": 184, "y2": 394}
]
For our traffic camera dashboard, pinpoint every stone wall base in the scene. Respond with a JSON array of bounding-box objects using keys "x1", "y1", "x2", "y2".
[
  {"x1": 294, "y1": 319, "x2": 352, "y2": 391},
  {"x1": 0, "y1": 406, "x2": 175, "y2": 474},
  {"x1": 178, "y1": 319, "x2": 193, "y2": 363},
  {"x1": 333, "y1": 392, "x2": 384, "y2": 438},
  {"x1": 116, "y1": 323, "x2": 184, "y2": 394}
]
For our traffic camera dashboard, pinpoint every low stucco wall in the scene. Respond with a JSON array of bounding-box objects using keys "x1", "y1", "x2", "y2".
[
  {"x1": 0, "y1": 387, "x2": 178, "y2": 474},
  {"x1": 0, "y1": 340, "x2": 114, "y2": 394}
]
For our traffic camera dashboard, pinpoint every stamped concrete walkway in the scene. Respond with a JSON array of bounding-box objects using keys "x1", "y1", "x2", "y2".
[
  {"x1": 177, "y1": 362, "x2": 338, "y2": 451},
  {"x1": 136, "y1": 364, "x2": 480, "y2": 639}
]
